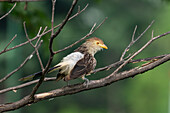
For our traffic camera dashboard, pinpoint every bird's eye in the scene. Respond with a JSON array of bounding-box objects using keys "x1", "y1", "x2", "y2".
[{"x1": 96, "y1": 41, "x2": 99, "y2": 44}]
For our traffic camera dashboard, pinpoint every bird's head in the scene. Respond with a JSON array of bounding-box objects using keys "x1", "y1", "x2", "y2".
[{"x1": 84, "y1": 37, "x2": 108, "y2": 55}]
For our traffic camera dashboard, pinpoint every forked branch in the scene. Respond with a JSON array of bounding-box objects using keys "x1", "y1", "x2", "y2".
[
  {"x1": 120, "y1": 21, "x2": 154, "y2": 60},
  {"x1": 1, "y1": 0, "x2": 170, "y2": 112},
  {"x1": 1, "y1": 53, "x2": 170, "y2": 112},
  {"x1": 29, "y1": 0, "x2": 79, "y2": 100},
  {"x1": 0, "y1": 3, "x2": 88, "y2": 56}
]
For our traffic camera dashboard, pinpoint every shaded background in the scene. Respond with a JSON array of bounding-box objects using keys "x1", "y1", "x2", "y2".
[{"x1": 0, "y1": 0, "x2": 170, "y2": 113}]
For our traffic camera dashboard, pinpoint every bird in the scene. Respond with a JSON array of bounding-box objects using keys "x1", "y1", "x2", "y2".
[{"x1": 19, "y1": 37, "x2": 108, "y2": 84}]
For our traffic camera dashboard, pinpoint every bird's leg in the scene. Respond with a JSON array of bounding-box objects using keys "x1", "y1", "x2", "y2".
[{"x1": 82, "y1": 76, "x2": 90, "y2": 87}]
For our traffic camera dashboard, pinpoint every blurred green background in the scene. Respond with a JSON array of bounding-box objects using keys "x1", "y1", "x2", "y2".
[{"x1": 0, "y1": 0, "x2": 170, "y2": 113}]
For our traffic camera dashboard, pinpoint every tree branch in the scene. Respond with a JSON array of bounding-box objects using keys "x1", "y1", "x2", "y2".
[
  {"x1": 0, "y1": 26, "x2": 45, "y2": 55},
  {"x1": 51, "y1": 0, "x2": 56, "y2": 36},
  {"x1": 120, "y1": 20, "x2": 154, "y2": 60},
  {"x1": 3, "y1": 34, "x2": 17, "y2": 51},
  {"x1": 0, "y1": 17, "x2": 107, "y2": 94},
  {"x1": 23, "y1": 22, "x2": 44, "y2": 71},
  {"x1": 29, "y1": 0, "x2": 79, "y2": 100},
  {"x1": 1, "y1": 28, "x2": 170, "y2": 111},
  {"x1": 1, "y1": 53, "x2": 170, "y2": 112},
  {"x1": 0, "y1": 2, "x2": 17, "y2": 20},
  {"x1": 112, "y1": 30, "x2": 170, "y2": 76},
  {"x1": 1, "y1": 0, "x2": 170, "y2": 112},
  {"x1": 0, "y1": 77, "x2": 56, "y2": 94},
  {"x1": 1, "y1": 53, "x2": 169, "y2": 94},
  {"x1": 49, "y1": 0, "x2": 78, "y2": 54},
  {"x1": 54, "y1": 17, "x2": 108, "y2": 54},
  {"x1": 0, "y1": 40, "x2": 43, "y2": 83},
  {"x1": 0, "y1": 3, "x2": 87, "y2": 56}
]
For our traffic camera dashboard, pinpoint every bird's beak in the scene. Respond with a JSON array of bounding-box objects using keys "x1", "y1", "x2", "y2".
[{"x1": 99, "y1": 44, "x2": 108, "y2": 49}]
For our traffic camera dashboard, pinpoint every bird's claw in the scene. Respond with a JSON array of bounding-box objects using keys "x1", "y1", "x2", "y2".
[{"x1": 83, "y1": 77, "x2": 90, "y2": 88}]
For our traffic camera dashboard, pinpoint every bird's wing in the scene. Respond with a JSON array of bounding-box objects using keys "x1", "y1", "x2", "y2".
[{"x1": 69, "y1": 54, "x2": 96, "y2": 80}]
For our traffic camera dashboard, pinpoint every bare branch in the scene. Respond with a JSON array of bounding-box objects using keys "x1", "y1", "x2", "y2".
[
  {"x1": 2, "y1": 1, "x2": 170, "y2": 112},
  {"x1": 0, "y1": 3, "x2": 87, "y2": 55},
  {"x1": 3, "y1": 34, "x2": 17, "y2": 51},
  {"x1": 120, "y1": 21, "x2": 154, "y2": 60},
  {"x1": 93, "y1": 53, "x2": 170, "y2": 74},
  {"x1": 131, "y1": 25, "x2": 137, "y2": 42},
  {"x1": 23, "y1": 22, "x2": 34, "y2": 47},
  {"x1": 51, "y1": 0, "x2": 56, "y2": 36},
  {"x1": 49, "y1": 0, "x2": 78, "y2": 54},
  {"x1": 0, "y1": 2, "x2": 87, "y2": 104},
  {"x1": 29, "y1": 0, "x2": 79, "y2": 99},
  {"x1": 151, "y1": 30, "x2": 154, "y2": 38},
  {"x1": 23, "y1": 22, "x2": 44, "y2": 70},
  {"x1": 0, "y1": 40, "x2": 43, "y2": 83},
  {"x1": 1, "y1": 53, "x2": 169, "y2": 94},
  {"x1": 54, "y1": 17, "x2": 108, "y2": 54},
  {"x1": 68, "y1": 4, "x2": 88, "y2": 20},
  {"x1": 0, "y1": 3, "x2": 17, "y2": 20},
  {"x1": 152, "y1": 31, "x2": 170, "y2": 40},
  {"x1": 37, "y1": 27, "x2": 42, "y2": 36},
  {"x1": 1, "y1": 53, "x2": 170, "y2": 112},
  {"x1": 89, "y1": 23, "x2": 97, "y2": 33},
  {"x1": 130, "y1": 54, "x2": 169, "y2": 63},
  {"x1": 120, "y1": 25, "x2": 137, "y2": 60},
  {"x1": 35, "y1": 26, "x2": 47, "y2": 47},
  {"x1": 0, "y1": 36, "x2": 37, "y2": 55},
  {"x1": 0, "y1": 77, "x2": 56, "y2": 94},
  {"x1": 111, "y1": 30, "x2": 170, "y2": 76},
  {"x1": 0, "y1": 18, "x2": 107, "y2": 93}
]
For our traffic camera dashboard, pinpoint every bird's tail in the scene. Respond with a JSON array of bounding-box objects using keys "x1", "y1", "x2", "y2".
[
  {"x1": 19, "y1": 71, "x2": 42, "y2": 81},
  {"x1": 19, "y1": 65, "x2": 61, "y2": 81}
]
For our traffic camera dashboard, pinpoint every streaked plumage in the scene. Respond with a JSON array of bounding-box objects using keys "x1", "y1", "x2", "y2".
[{"x1": 19, "y1": 37, "x2": 108, "y2": 83}]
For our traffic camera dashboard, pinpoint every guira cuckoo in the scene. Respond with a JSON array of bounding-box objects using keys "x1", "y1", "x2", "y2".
[{"x1": 19, "y1": 37, "x2": 108, "y2": 83}]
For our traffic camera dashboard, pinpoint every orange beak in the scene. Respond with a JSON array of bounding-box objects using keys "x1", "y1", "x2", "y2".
[{"x1": 99, "y1": 44, "x2": 108, "y2": 49}]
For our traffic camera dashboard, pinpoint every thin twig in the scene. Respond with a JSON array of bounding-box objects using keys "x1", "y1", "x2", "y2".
[
  {"x1": 111, "y1": 30, "x2": 170, "y2": 76},
  {"x1": 35, "y1": 26, "x2": 46, "y2": 47},
  {"x1": 0, "y1": 36, "x2": 38, "y2": 55},
  {"x1": 3, "y1": 34, "x2": 17, "y2": 51},
  {"x1": 49, "y1": 0, "x2": 78, "y2": 54},
  {"x1": 37, "y1": 27, "x2": 42, "y2": 36},
  {"x1": 152, "y1": 31, "x2": 170, "y2": 40},
  {"x1": 23, "y1": 22, "x2": 44, "y2": 70},
  {"x1": 120, "y1": 21, "x2": 154, "y2": 60},
  {"x1": 1, "y1": 54, "x2": 170, "y2": 112},
  {"x1": 120, "y1": 25, "x2": 137, "y2": 60},
  {"x1": 0, "y1": 3, "x2": 17, "y2": 20},
  {"x1": 0, "y1": 17, "x2": 107, "y2": 93},
  {"x1": 51, "y1": 0, "x2": 56, "y2": 36},
  {"x1": 131, "y1": 25, "x2": 137, "y2": 42},
  {"x1": 23, "y1": 22, "x2": 34, "y2": 47},
  {"x1": 69, "y1": 4, "x2": 88, "y2": 20},
  {"x1": 0, "y1": 77, "x2": 56, "y2": 94},
  {"x1": 0, "y1": 40, "x2": 43, "y2": 83},
  {"x1": 54, "y1": 17, "x2": 108, "y2": 54},
  {"x1": 1, "y1": 53, "x2": 169, "y2": 94},
  {"x1": 90, "y1": 23, "x2": 96, "y2": 33},
  {"x1": 93, "y1": 53, "x2": 170, "y2": 74},
  {"x1": 151, "y1": 30, "x2": 154, "y2": 38},
  {"x1": 0, "y1": 4, "x2": 88, "y2": 55},
  {"x1": 0, "y1": 1, "x2": 89, "y2": 111},
  {"x1": 129, "y1": 54, "x2": 169, "y2": 63},
  {"x1": 29, "y1": 0, "x2": 79, "y2": 99}
]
